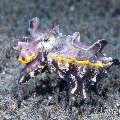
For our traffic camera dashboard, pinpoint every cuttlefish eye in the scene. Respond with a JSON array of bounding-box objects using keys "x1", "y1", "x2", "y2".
[{"x1": 22, "y1": 56, "x2": 25, "y2": 61}]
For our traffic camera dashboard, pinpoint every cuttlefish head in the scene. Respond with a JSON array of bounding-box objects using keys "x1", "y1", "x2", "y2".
[{"x1": 17, "y1": 49, "x2": 37, "y2": 64}]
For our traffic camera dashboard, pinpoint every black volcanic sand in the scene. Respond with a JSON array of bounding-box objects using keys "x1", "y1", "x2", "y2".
[{"x1": 0, "y1": 0, "x2": 120, "y2": 119}]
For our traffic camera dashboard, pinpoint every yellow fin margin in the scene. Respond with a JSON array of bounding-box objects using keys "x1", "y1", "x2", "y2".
[
  {"x1": 47, "y1": 54, "x2": 112, "y2": 68},
  {"x1": 17, "y1": 54, "x2": 37, "y2": 64}
]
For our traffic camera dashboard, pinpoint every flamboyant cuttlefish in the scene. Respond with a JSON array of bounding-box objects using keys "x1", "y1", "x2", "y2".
[{"x1": 15, "y1": 17, "x2": 119, "y2": 99}]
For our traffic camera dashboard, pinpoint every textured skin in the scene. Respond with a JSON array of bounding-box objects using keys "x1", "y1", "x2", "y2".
[{"x1": 15, "y1": 18, "x2": 118, "y2": 98}]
